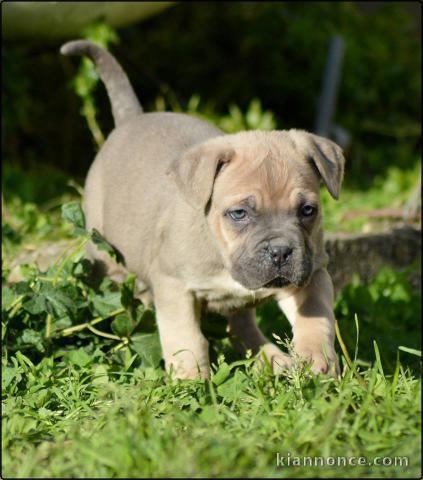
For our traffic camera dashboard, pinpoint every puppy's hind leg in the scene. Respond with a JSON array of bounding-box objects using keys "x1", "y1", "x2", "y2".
[
  {"x1": 85, "y1": 242, "x2": 153, "y2": 306},
  {"x1": 82, "y1": 161, "x2": 151, "y2": 299},
  {"x1": 227, "y1": 308, "x2": 292, "y2": 374},
  {"x1": 85, "y1": 240, "x2": 128, "y2": 284}
]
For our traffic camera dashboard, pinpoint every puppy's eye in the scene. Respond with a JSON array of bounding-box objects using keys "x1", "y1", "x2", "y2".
[
  {"x1": 300, "y1": 204, "x2": 317, "y2": 217},
  {"x1": 228, "y1": 209, "x2": 248, "y2": 221}
]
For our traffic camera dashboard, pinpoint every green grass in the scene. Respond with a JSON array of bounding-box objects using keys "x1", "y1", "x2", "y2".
[{"x1": 2, "y1": 348, "x2": 421, "y2": 478}]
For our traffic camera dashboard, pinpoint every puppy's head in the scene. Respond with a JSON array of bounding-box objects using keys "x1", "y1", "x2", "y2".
[{"x1": 168, "y1": 129, "x2": 344, "y2": 290}]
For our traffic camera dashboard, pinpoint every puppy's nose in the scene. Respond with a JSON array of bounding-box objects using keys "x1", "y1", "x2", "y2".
[{"x1": 270, "y1": 245, "x2": 293, "y2": 267}]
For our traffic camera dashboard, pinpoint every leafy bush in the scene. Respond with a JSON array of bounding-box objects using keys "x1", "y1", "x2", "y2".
[
  {"x1": 2, "y1": 202, "x2": 161, "y2": 370},
  {"x1": 185, "y1": 96, "x2": 277, "y2": 133}
]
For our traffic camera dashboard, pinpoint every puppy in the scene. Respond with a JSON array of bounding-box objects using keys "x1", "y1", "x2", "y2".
[{"x1": 61, "y1": 40, "x2": 344, "y2": 379}]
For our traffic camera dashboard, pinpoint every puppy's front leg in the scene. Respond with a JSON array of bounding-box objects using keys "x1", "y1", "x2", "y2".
[
  {"x1": 277, "y1": 268, "x2": 339, "y2": 375},
  {"x1": 153, "y1": 276, "x2": 209, "y2": 379}
]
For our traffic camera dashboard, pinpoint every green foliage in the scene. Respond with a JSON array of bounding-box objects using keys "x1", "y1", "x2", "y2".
[
  {"x1": 1, "y1": 164, "x2": 82, "y2": 258},
  {"x1": 2, "y1": 202, "x2": 154, "y2": 366},
  {"x1": 61, "y1": 201, "x2": 85, "y2": 233},
  {"x1": 1, "y1": 46, "x2": 32, "y2": 143},
  {"x1": 185, "y1": 96, "x2": 277, "y2": 133},
  {"x1": 2, "y1": 197, "x2": 74, "y2": 259},
  {"x1": 2, "y1": 160, "x2": 74, "y2": 205},
  {"x1": 334, "y1": 264, "x2": 421, "y2": 372}
]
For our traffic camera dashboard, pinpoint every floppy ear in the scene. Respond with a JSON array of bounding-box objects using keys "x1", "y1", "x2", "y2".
[
  {"x1": 167, "y1": 138, "x2": 235, "y2": 210},
  {"x1": 288, "y1": 129, "x2": 345, "y2": 199}
]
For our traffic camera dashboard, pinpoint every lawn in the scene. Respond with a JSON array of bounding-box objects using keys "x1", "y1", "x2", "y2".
[
  {"x1": 2, "y1": 161, "x2": 421, "y2": 478},
  {"x1": 2, "y1": 348, "x2": 421, "y2": 477}
]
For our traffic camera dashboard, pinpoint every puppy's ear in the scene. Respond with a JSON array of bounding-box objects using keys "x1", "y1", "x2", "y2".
[
  {"x1": 289, "y1": 130, "x2": 345, "y2": 199},
  {"x1": 167, "y1": 138, "x2": 235, "y2": 210}
]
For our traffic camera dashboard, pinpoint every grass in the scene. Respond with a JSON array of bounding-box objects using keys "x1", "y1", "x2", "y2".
[{"x1": 2, "y1": 348, "x2": 421, "y2": 478}]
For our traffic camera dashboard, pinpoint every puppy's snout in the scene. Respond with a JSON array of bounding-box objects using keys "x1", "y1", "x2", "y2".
[{"x1": 269, "y1": 245, "x2": 293, "y2": 267}]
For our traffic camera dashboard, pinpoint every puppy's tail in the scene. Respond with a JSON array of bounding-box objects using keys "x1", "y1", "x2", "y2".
[{"x1": 61, "y1": 40, "x2": 142, "y2": 127}]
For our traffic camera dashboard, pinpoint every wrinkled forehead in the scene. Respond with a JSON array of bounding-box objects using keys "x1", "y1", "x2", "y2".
[{"x1": 213, "y1": 138, "x2": 320, "y2": 209}]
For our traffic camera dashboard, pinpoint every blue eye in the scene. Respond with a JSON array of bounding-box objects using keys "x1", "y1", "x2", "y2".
[
  {"x1": 300, "y1": 204, "x2": 317, "y2": 217},
  {"x1": 229, "y1": 209, "x2": 248, "y2": 221}
]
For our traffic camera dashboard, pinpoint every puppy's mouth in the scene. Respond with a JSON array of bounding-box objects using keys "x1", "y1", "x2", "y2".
[{"x1": 262, "y1": 275, "x2": 291, "y2": 289}]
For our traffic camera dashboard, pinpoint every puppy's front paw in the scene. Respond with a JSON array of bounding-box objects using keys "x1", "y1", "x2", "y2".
[
  {"x1": 258, "y1": 343, "x2": 293, "y2": 374},
  {"x1": 294, "y1": 344, "x2": 339, "y2": 376}
]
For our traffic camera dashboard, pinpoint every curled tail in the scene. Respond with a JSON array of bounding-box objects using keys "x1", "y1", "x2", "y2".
[{"x1": 61, "y1": 40, "x2": 142, "y2": 127}]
